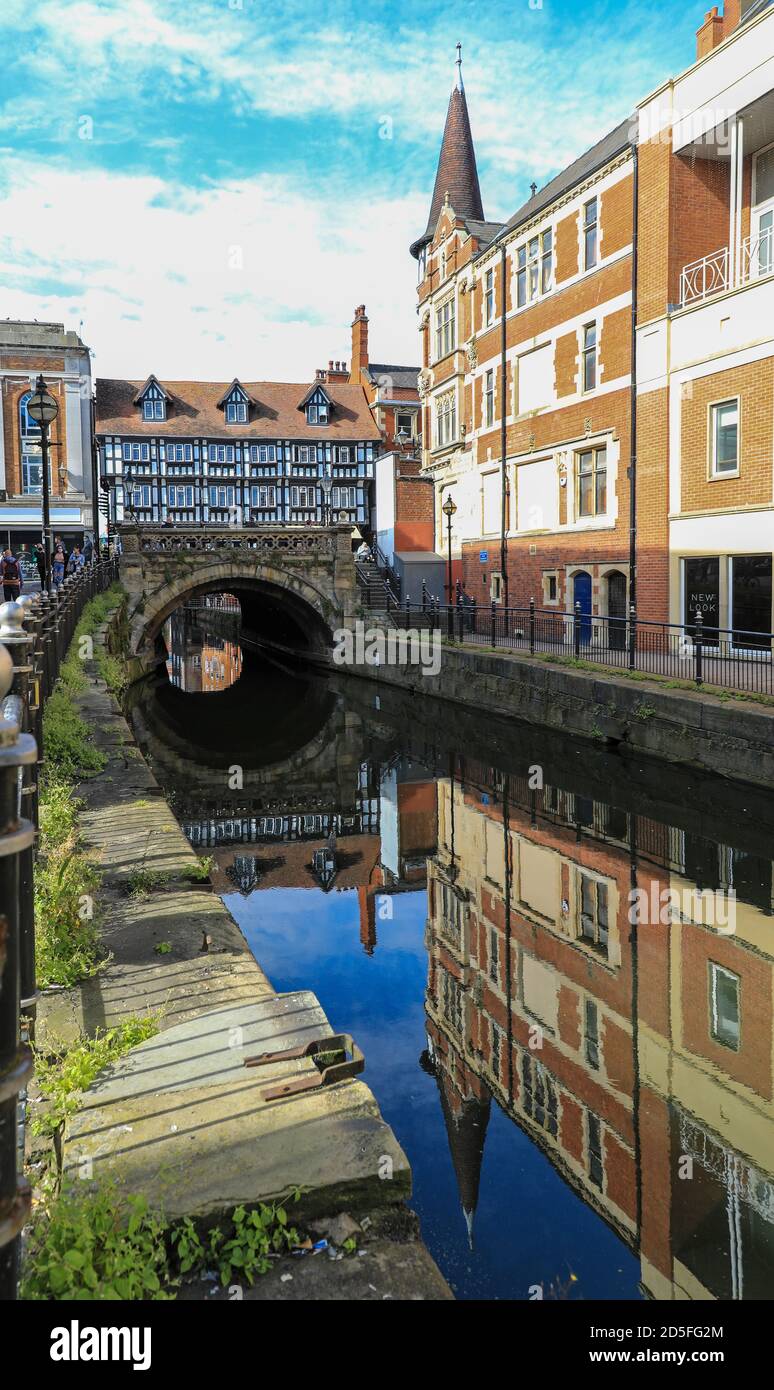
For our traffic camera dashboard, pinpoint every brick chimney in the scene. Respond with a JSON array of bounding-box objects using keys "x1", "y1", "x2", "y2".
[
  {"x1": 350, "y1": 304, "x2": 369, "y2": 381},
  {"x1": 696, "y1": 0, "x2": 741, "y2": 59}
]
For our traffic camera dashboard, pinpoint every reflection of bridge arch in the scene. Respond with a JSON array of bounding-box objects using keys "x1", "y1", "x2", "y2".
[
  {"x1": 131, "y1": 664, "x2": 338, "y2": 777},
  {"x1": 119, "y1": 525, "x2": 357, "y2": 675}
]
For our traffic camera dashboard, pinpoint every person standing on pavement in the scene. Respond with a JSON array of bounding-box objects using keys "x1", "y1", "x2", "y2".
[
  {"x1": 52, "y1": 540, "x2": 67, "y2": 588},
  {"x1": 34, "y1": 544, "x2": 46, "y2": 590}
]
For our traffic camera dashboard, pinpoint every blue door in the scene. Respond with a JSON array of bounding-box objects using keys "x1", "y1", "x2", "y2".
[{"x1": 573, "y1": 571, "x2": 592, "y2": 645}]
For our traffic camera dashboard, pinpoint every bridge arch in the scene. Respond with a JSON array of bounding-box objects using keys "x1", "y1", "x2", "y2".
[{"x1": 120, "y1": 527, "x2": 357, "y2": 676}]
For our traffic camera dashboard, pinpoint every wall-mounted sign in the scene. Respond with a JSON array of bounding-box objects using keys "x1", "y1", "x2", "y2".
[{"x1": 479, "y1": 550, "x2": 488, "y2": 563}]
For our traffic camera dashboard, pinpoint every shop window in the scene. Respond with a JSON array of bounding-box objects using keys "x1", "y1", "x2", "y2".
[
  {"x1": 731, "y1": 554, "x2": 772, "y2": 647},
  {"x1": 684, "y1": 557, "x2": 720, "y2": 641}
]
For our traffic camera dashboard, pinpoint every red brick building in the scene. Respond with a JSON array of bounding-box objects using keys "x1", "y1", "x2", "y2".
[
  {"x1": 412, "y1": 8, "x2": 774, "y2": 640},
  {"x1": 412, "y1": 48, "x2": 637, "y2": 633},
  {"x1": 0, "y1": 319, "x2": 97, "y2": 552}
]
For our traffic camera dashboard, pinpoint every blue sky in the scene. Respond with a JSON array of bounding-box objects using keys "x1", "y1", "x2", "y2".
[{"x1": 0, "y1": 0, "x2": 697, "y2": 380}]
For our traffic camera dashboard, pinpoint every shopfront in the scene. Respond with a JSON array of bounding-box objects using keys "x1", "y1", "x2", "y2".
[{"x1": 681, "y1": 553, "x2": 773, "y2": 647}]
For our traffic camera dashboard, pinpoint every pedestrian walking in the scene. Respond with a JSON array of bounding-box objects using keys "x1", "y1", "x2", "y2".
[
  {"x1": 34, "y1": 544, "x2": 46, "y2": 590},
  {"x1": 67, "y1": 545, "x2": 85, "y2": 577},
  {"x1": 1, "y1": 548, "x2": 23, "y2": 602},
  {"x1": 52, "y1": 541, "x2": 67, "y2": 588}
]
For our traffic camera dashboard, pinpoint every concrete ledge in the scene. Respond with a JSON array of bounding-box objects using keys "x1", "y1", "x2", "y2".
[
  {"x1": 321, "y1": 642, "x2": 774, "y2": 789},
  {"x1": 64, "y1": 996, "x2": 411, "y2": 1224}
]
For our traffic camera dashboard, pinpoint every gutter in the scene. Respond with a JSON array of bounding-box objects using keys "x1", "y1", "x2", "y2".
[
  {"x1": 628, "y1": 141, "x2": 639, "y2": 637},
  {"x1": 500, "y1": 243, "x2": 509, "y2": 606}
]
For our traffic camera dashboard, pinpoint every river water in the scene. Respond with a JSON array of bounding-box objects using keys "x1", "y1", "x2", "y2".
[{"x1": 130, "y1": 606, "x2": 774, "y2": 1301}]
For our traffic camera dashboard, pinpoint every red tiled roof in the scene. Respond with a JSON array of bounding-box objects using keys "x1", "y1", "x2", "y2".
[{"x1": 96, "y1": 377, "x2": 381, "y2": 440}]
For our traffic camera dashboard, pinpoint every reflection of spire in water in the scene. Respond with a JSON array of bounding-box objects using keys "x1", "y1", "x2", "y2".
[{"x1": 434, "y1": 1062, "x2": 491, "y2": 1251}]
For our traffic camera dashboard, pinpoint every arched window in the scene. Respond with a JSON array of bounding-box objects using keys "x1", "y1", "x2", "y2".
[{"x1": 19, "y1": 391, "x2": 47, "y2": 495}]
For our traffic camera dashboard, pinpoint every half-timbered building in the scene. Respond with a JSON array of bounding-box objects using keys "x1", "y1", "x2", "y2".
[{"x1": 96, "y1": 373, "x2": 381, "y2": 530}]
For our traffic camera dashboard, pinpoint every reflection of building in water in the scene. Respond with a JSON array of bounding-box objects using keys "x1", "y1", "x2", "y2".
[
  {"x1": 183, "y1": 760, "x2": 436, "y2": 956},
  {"x1": 380, "y1": 757, "x2": 438, "y2": 887},
  {"x1": 164, "y1": 607, "x2": 242, "y2": 692},
  {"x1": 640, "y1": 837, "x2": 774, "y2": 1301},
  {"x1": 424, "y1": 759, "x2": 774, "y2": 1298}
]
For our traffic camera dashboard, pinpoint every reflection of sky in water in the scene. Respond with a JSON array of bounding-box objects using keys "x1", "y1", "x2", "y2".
[{"x1": 228, "y1": 885, "x2": 642, "y2": 1301}]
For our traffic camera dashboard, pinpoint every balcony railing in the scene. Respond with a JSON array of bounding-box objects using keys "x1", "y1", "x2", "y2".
[{"x1": 679, "y1": 227, "x2": 774, "y2": 305}]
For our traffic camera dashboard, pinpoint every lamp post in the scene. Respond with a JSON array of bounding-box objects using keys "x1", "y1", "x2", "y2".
[
  {"x1": 396, "y1": 427, "x2": 410, "y2": 455},
  {"x1": 25, "y1": 375, "x2": 58, "y2": 593},
  {"x1": 442, "y1": 493, "x2": 457, "y2": 606},
  {"x1": 320, "y1": 473, "x2": 333, "y2": 527}
]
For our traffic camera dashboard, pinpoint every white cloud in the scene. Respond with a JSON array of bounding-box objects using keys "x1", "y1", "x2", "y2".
[
  {"x1": 0, "y1": 157, "x2": 423, "y2": 378},
  {"x1": 0, "y1": 0, "x2": 686, "y2": 198}
]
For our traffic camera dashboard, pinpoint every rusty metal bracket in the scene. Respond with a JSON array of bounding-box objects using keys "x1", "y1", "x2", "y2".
[{"x1": 243, "y1": 1032, "x2": 364, "y2": 1101}]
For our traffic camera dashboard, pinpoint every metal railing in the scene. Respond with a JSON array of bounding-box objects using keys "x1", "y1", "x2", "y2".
[
  {"x1": 0, "y1": 555, "x2": 118, "y2": 1298},
  {"x1": 680, "y1": 245, "x2": 730, "y2": 305},
  {"x1": 354, "y1": 560, "x2": 400, "y2": 610},
  {"x1": 413, "y1": 596, "x2": 774, "y2": 694},
  {"x1": 679, "y1": 226, "x2": 774, "y2": 306},
  {"x1": 370, "y1": 539, "x2": 402, "y2": 600}
]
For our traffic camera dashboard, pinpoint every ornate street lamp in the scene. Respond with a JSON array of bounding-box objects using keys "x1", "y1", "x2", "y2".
[
  {"x1": 442, "y1": 492, "x2": 457, "y2": 606},
  {"x1": 320, "y1": 473, "x2": 333, "y2": 527},
  {"x1": 396, "y1": 427, "x2": 410, "y2": 454},
  {"x1": 25, "y1": 375, "x2": 58, "y2": 592}
]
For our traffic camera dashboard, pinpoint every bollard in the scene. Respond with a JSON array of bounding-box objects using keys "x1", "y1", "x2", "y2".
[
  {"x1": 694, "y1": 609, "x2": 704, "y2": 686},
  {"x1": 628, "y1": 602, "x2": 637, "y2": 672},
  {"x1": 0, "y1": 639, "x2": 37, "y2": 1301}
]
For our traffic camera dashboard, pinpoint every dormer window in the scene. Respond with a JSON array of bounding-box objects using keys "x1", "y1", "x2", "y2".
[
  {"x1": 300, "y1": 384, "x2": 332, "y2": 426},
  {"x1": 135, "y1": 377, "x2": 168, "y2": 422},
  {"x1": 218, "y1": 380, "x2": 252, "y2": 425}
]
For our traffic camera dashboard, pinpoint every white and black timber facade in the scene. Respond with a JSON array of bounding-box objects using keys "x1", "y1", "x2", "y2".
[{"x1": 96, "y1": 372, "x2": 381, "y2": 529}]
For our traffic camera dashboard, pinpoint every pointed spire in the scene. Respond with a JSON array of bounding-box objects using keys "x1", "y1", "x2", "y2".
[{"x1": 410, "y1": 47, "x2": 485, "y2": 260}]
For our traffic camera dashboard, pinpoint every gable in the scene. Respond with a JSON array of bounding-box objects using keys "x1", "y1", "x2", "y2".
[{"x1": 133, "y1": 375, "x2": 168, "y2": 405}]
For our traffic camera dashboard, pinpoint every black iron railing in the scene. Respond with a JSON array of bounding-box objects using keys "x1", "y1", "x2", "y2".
[
  {"x1": 392, "y1": 595, "x2": 774, "y2": 695},
  {"x1": 0, "y1": 555, "x2": 119, "y2": 1298}
]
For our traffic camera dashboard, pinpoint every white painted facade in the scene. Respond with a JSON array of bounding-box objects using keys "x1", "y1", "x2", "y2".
[{"x1": 637, "y1": 9, "x2": 774, "y2": 634}]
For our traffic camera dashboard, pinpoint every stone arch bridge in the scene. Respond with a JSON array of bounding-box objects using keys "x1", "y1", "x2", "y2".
[{"x1": 119, "y1": 524, "x2": 358, "y2": 677}]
